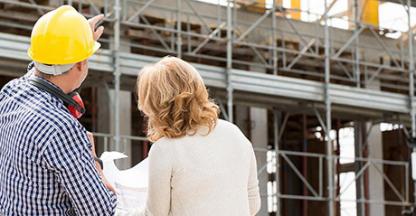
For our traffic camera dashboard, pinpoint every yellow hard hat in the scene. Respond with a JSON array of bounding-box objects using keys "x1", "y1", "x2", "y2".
[{"x1": 27, "y1": 5, "x2": 100, "y2": 65}]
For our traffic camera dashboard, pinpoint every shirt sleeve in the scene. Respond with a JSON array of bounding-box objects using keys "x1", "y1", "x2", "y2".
[
  {"x1": 248, "y1": 146, "x2": 261, "y2": 216},
  {"x1": 42, "y1": 126, "x2": 117, "y2": 216},
  {"x1": 143, "y1": 141, "x2": 173, "y2": 216}
]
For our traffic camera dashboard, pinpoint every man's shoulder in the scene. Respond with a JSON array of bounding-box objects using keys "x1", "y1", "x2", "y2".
[
  {"x1": 1, "y1": 75, "x2": 81, "y2": 134},
  {"x1": 0, "y1": 75, "x2": 28, "y2": 95},
  {"x1": 1, "y1": 69, "x2": 36, "y2": 92},
  {"x1": 17, "y1": 98, "x2": 80, "y2": 143}
]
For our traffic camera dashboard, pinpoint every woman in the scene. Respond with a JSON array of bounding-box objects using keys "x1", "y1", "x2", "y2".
[{"x1": 122, "y1": 57, "x2": 260, "y2": 216}]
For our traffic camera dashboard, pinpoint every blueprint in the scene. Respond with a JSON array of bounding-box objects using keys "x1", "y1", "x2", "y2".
[{"x1": 101, "y1": 152, "x2": 148, "y2": 210}]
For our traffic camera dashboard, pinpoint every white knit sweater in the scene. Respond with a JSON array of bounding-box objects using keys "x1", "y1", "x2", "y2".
[{"x1": 116, "y1": 120, "x2": 261, "y2": 216}]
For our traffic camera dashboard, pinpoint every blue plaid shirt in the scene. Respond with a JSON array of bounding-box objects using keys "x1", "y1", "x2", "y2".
[{"x1": 0, "y1": 69, "x2": 117, "y2": 215}]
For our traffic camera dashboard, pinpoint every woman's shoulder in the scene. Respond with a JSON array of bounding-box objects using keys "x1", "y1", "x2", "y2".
[
  {"x1": 216, "y1": 119, "x2": 238, "y2": 129},
  {"x1": 215, "y1": 119, "x2": 253, "y2": 151},
  {"x1": 149, "y1": 137, "x2": 173, "y2": 154},
  {"x1": 151, "y1": 119, "x2": 244, "y2": 146},
  {"x1": 215, "y1": 119, "x2": 242, "y2": 134}
]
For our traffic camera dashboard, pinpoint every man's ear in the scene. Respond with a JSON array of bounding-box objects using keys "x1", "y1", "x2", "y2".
[
  {"x1": 74, "y1": 60, "x2": 87, "y2": 71},
  {"x1": 74, "y1": 61, "x2": 82, "y2": 72},
  {"x1": 75, "y1": 60, "x2": 87, "y2": 72}
]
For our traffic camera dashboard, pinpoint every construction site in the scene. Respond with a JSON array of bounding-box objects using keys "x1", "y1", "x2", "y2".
[{"x1": 1, "y1": 0, "x2": 416, "y2": 215}]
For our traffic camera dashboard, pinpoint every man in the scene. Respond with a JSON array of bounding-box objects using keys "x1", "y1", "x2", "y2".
[{"x1": 0, "y1": 6, "x2": 116, "y2": 215}]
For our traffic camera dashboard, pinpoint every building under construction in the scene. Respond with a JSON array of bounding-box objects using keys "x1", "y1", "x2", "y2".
[{"x1": 0, "y1": 0, "x2": 415, "y2": 215}]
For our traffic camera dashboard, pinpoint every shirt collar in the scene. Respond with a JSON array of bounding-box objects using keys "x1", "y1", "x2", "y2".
[{"x1": 27, "y1": 62, "x2": 65, "y2": 94}]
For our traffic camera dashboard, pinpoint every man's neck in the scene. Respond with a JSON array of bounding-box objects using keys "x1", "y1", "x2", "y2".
[{"x1": 34, "y1": 70, "x2": 73, "y2": 94}]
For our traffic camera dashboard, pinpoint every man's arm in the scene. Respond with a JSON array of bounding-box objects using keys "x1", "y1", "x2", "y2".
[
  {"x1": 87, "y1": 131, "x2": 116, "y2": 193},
  {"x1": 42, "y1": 128, "x2": 117, "y2": 215}
]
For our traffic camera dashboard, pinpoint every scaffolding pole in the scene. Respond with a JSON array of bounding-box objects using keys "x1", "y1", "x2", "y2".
[
  {"x1": 177, "y1": 0, "x2": 182, "y2": 58},
  {"x1": 113, "y1": 0, "x2": 121, "y2": 149},
  {"x1": 226, "y1": 0, "x2": 233, "y2": 123},
  {"x1": 354, "y1": 0, "x2": 360, "y2": 88},
  {"x1": 324, "y1": 0, "x2": 334, "y2": 215},
  {"x1": 272, "y1": 0, "x2": 278, "y2": 75},
  {"x1": 407, "y1": 0, "x2": 416, "y2": 211},
  {"x1": 273, "y1": 109, "x2": 281, "y2": 216},
  {"x1": 355, "y1": 2, "x2": 365, "y2": 214}
]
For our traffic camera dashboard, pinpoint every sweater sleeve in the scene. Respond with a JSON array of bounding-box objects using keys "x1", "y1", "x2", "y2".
[
  {"x1": 144, "y1": 141, "x2": 173, "y2": 216},
  {"x1": 248, "y1": 147, "x2": 261, "y2": 215}
]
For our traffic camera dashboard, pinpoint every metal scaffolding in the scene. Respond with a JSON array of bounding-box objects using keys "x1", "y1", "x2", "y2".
[{"x1": 0, "y1": 0, "x2": 415, "y2": 215}]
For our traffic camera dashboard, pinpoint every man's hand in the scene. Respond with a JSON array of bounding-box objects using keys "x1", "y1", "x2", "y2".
[
  {"x1": 86, "y1": 131, "x2": 97, "y2": 156},
  {"x1": 102, "y1": 175, "x2": 117, "y2": 194},
  {"x1": 88, "y1": 14, "x2": 105, "y2": 41}
]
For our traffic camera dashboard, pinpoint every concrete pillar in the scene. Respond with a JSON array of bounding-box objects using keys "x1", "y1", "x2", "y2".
[
  {"x1": 236, "y1": 103, "x2": 269, "y2": 215},
  {"x1": 110, "y1": 90, "x2": 132, "y2": 169},
  {"x1": 249, "y1": 58, "x2": 269, "y2": 215},
  {"x1": 97, "y1": 87, "x2": 111, "y2": 154},
  {"x1": 97, "y1": 87, "x2": 132, "y2": 169},
  {"x1": 366, "y1": 80, "x2": 384, "y2": 216},
  {"x1": 250, "y1": 107, "x2": 268, "y2": 216},
  {"x1": 366, "y1": 121, "x2": 384, "y2": 216},
  {"x1": 235, "y1": 105, "x2": 250, "y2": 136}
]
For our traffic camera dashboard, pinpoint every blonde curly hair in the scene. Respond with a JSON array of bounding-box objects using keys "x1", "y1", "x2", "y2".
[{"x1": 137, "y1": 56, "x2": 219, "y2": 142}]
